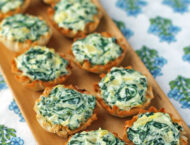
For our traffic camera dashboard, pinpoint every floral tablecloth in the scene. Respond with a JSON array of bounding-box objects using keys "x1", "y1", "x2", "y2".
[{"x1": 0, "y1": 0, "x2": 190, "y2": 144}]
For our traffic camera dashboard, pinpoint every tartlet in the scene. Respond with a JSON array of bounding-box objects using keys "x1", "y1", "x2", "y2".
[
  {"x1": 124, "y1": 107, "x2": 188, "y2": 145},
  {"x1": 0, "y1": 0, "x2": 30, "y2": 20},
  {"x1": 11, "y1": 46, "x2": 72, "y2": 91},
  {"x1": 34, "y1": 84, "x2": 98, "y2": 137},
  {"x1": 94, "y1": 66, "x2": 154, "y2": 117},
  {"x1": 65, "y1": 128, "x2": 125, "y2": 145},
  {"x1": 70, "y1": 32, "x2": 127, "y2": 73},
  {"x1": 43, "y1": 0, "x2": 59, "y2": 4},
  {"x1": 0, "y1": 14, "x2": 52, "y2": 52},
  {"x1": 48, "y1": 0, "x2": 102, "y2": 38}
]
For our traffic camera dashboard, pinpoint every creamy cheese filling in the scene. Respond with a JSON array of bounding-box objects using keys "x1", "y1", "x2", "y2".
[
  {"x1": 0, "y1": 14, "x2": 50, "y2": 42},
  {"x1": 127, "y1": 112, "x2": 182, "y2": 145},
  {"x1": 15, "y1": 46, "x2": 69, "y2": 81},
  {"x1": 98, "y1": 67, "x2": 148, "y2": 110},
  {"x1": 0, "y1": 0, "x2": 24, "y2": 13},
  {"x1": 53, "y1": 0, "x2": 98, "y2": 33},
  {"x1": 67, "y1": 128, "x2": 125, "y2": 145},
  {"x1": 72, "y1": 33, "x2": 123, "y2": 65},
  {"x1": 36, "y1": 85, "x2": 96, "y2": 130}
]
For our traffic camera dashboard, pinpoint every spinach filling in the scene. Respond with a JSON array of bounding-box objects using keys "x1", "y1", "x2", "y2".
[
  {"x1": 72, "y1": 33, "x2": 123, "y2": 65},
  {"x1": 127, "y1": 112, "x2": 182, "y2": 145},
  {"x1": 0, "y1": 14, "x2": 49, "y2": 42},
  {"x1": 15, "y1": 46, "x2": 69, "y2": 81},
  {"x1": 37, "y1": 85, "x2": 96, "y2": 130},
  {"x1": 53, "y1": 0, "x2": 98, "y2": 32},
  {"x1": 98, "y1": 67, "x2": 148, "y2": 110},
  {"x1": 67, "y1": 129, "x2": 125, "y2": 145},
  {"x1": 0, "y1": 0, "x2": 24, "y2": 13}
]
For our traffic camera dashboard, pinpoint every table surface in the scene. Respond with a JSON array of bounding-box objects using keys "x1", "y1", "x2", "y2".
[{"x1": 0, "y1": 0, "x2": 189, "y2": 144}]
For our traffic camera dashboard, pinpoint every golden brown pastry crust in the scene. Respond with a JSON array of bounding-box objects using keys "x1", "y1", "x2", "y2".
[
  {"x1": 0, "y1": 0, "x2": 30, "y2": 20},
  {"x1": 43, "y1": 0, "x2": 60, "y2": 4},
  {"x1": 70, "y1": 32, "x2": 127, "y2": 73},
  {"x1": 123, "y1": 106, "x2": 188, "y2": 145},
  {"x1": 11, "y1": 50, "x2": 72, "y2": 91},
  {"x1": 34, "y1": 85, "x2": 98, "y2": 138},
  {"x1": 47, "y1": 0, "x2": 103, "y2": 38},
  {"x1": 0, "y1": 15, "x2": 52, "y2": 52},
  {"x1": 94, "y1": 66, "x2": 154, "y2": 117},
  {"x1": 64, "y1": 129, "x2": 124, "y2": 145}
]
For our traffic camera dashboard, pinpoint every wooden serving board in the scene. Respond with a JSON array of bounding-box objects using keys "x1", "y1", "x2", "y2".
[{"x1": 0, "y1": 0, "x2": 189, "y2": 144}]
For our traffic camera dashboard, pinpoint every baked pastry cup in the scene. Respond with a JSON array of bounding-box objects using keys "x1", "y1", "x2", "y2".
[
  {"x1": 48, "y1": 0, "x2": 102, "y2": 38},
  {"x1": 34, "y1": 84, "x2": 98, "y2": 138},
  {"x1": 0, "y1": 14, "x2": 52, "y2": 52},
  {"x1": 94, "y1": 66, "x2": 154, "y2": 118},
  {"x1": 124, "y1": 106, "x2": 188, "y2": 145},
  {"x1": 11, "y1": 46, "x2": 72, "y2": 91},
  {"x1": 0, "y1": 0, "x2": 30, "y2": 20},
  {"x1": 43, "y1": 0, "x2": 59, "y2": 4},
  {"x1": 70, "y1": 32, "x2": 127, "y2": 73},
  {"x1": 65, "y1": 128, "x2": 125, "y2": 145}
]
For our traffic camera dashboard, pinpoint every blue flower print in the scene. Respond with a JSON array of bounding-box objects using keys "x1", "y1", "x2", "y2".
[
  {"x1": 113, "y1": 20, "x2": 134, "y2": 39},
  {"x1": 0, "y1": 125, "x2": 24, "y2": 145},
  {"x1": 9, "y1": 100, "x2": 25, "y2": 122},
  {"x1": 154, "y1": 57, "x2": 168, "y2": 67},
  {"x1": 168, "y1": 76, "x2": 190, "y2": 108},
  {"x1": 182, "y1": 46, "x2": 190, "y2": 63},
  {"x1": 0, "y1": 73, "x2": 7, "y2": 90},
  {"x1": 148, "y1": 16, "x2": 181, "y2": 43},
  {"x1": 183, "y1": 54, "x2": 190, "y2": 62},
  {"x1": 168, "y1": 88, "x2": 183, "y2": 100},
  {"x1": 163, "y1": 0, "x2": 190, "y2": 13},
  {"x1": 10, "y1": 137, "x2": 24, "y2": 145},
  {"x1": 116, "y1": 0, "x2": 147, "y2": 16},
  {"x1": 136, "y1": 46, "x2": 167, "y2": 78}
]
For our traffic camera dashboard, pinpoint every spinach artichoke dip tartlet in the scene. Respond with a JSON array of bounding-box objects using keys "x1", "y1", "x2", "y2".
[
  {"x1": 124, "y1": 107, "x2": 188, "y2": 145},
  {"x1": 71, "y1": 32, "x2": 127, "y2": 73},
  {"x1": 34, "y1": 85, "x2": 97, "y2": 137},
  {"x1": 65, "y1": 128, "x2": 125, "y2": 145},
  {"x1": 12, "y1": 46, "x2": 71, "y2": 91},
  {"x1": 0, "y1": 14, "x2": 52, "y2": 52},
  {"x1": 0, "y1": 0, "x2": 30, "y2": 20},
  {"x1": 48, "y1": 0, "x2": 102, "y2": 38},
  {"x1": 94, "y1": 66, "x2": 153, "y2": 117}
]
